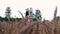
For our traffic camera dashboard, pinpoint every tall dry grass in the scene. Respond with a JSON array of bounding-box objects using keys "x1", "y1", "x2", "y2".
[{"x1": 0, "y1": 17, "x2": 60, "y2": 34}]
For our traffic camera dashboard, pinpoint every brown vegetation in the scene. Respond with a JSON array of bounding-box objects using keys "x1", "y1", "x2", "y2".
[{"x1": 0, "y1": 17, "x2": 60, "y2": 34}]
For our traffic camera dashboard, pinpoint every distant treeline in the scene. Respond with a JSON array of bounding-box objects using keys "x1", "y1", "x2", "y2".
[
  {"x1": 0, "y1": 16, "x2": 22, "y2": 22},
  {"x1": 0, "y1": 7, "x2": 42, "y2": 22}
]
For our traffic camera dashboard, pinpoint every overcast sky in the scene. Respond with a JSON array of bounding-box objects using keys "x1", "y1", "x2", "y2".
[{"x1": 0, "y1": 0, "x2": 59, "y2": 21}]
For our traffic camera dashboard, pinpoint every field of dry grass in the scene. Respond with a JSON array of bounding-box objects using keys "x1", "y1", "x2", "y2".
[{"x1": 0, "y1": 17, "x2": 60, "y2": 34}]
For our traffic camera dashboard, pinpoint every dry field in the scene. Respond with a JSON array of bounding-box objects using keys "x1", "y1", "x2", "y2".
[{"x1": 0, "y1": 17, "x2": 60, "y2": 34}]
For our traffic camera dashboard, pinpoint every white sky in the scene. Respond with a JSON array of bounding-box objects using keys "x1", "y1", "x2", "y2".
[{"x1": 0, "y1": 0, "x2": 59, "y2": 20}]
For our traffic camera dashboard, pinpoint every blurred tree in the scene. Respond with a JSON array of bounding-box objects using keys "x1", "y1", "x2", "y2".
[
  {"x1": 35, "y1": 9, "x2": 42, "y2": 20},
  {"x1": 5, "y1": 7, "x2": 11, "y2": 18},
  {"x1": 29, "y1": 8, "x2": 34, "y2": 18},
  {"x1": 25, "y1": 8, "x2": 29, "y2": 16},
  {"x1": 25, "y1": 8, "x2": 35, "y2": 19}
]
